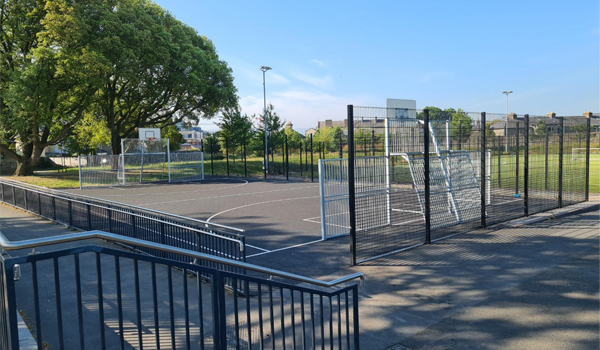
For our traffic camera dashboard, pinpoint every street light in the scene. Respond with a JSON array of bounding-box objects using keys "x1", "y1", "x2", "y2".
[
  {"x1": 261, "y1": 66, "x2": 272, "y2": 178},
  {"x1": 502, "y1": 90, "x2": 513, "y2": 152}
]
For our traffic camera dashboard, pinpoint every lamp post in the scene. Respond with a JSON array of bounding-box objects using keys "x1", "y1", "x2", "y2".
[
  {"x1": 502, "y1": 90, "x2": 513, "y2": 152},
  {"x1": 261, "y1": 66, "x2": 272, "y2": 178}
]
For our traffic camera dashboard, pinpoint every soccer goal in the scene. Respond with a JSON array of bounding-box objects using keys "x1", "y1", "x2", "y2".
[{"x1": 572, "y1": 148, "x2": 600, "y2": 161}]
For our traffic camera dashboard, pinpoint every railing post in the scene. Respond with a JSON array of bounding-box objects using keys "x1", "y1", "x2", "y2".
[
  {"x1": 371, "y1": 129, "x2": 375, "y2": 156},
  {"x1": 497, "y1": 136, "x2": 502, "y2": 188},
  {"x1": 424, "y1": 109, "x2": 431, "y2": 244},
  {"x1": 11, "y1": 185, "x2": 15, "y2": 205},
  {"x1": 585, "y1": 116, "x2": 591, "y2": 201},
  {"x1": 68, "y1": 201, "x2": 73, "y2": 226},
  {"x1": 210, "y1": 137, "x2": 214, "y2": 176},
  {"x1": 1, "y1": 183, "x2": 4, "y2": 202},
  {"x1": 38, "y1": 192, "x2": 42, "y2": 215},
  {"x1": 87, "y1": 204, "x2": 92, "y2": 230},
  {"x1": 352, "y1": 286, "x2": 360, "y2": 349},
  {"x1": 213, "y1": 271, "x2": 227, "y2": 349},
  {"x1": 347, "y1": 105, "x2": 357, "y2": 266},
  {"x1": 131, "y1": 215, "x2": 137, "y2": 239},
  {"x1": 524, "y1": 115, "x2": 529, "y2": 216},
  {"x1": 108, "y1": 209, "x2": 113, "y2": 233},
  {"x1": 339, "y1": 132, "x2": 343, "y2": 159},
  {"x1": 558, "y1": 117, "x2": 564, "y2": 208},
  {"x1": 2, "y1": 262, "x2": 20, "y2": 350},
  {"x1": 480, "y1": 112, "x2": 487, "y2": 228},
  {"x1": 52, "y1": 197, "x2": 56, "y2": 220}
]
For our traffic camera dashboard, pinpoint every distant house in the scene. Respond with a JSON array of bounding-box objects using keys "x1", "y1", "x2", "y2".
[
  {"x1": 490, "y1": 112, "x2": 600, "y2": 136},
  {"x1": 179, "y1": 127, "x2": 204, "y2": 150},
  {"x1": 305, "y1": 128, "x2": 317, "y2": 138}
]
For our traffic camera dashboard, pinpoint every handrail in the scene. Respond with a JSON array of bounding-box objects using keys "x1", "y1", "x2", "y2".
[
  {"x1": 0, "y1": 230, "x2": 364, "y2": 288},
  {"x1": 0, "y1": 178, "x2": 244, "y2": 233},
  {"x1": 0, "y1": 178, "x2": 245, "y2": 251}
]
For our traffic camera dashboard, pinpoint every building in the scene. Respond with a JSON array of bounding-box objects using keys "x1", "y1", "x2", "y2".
[
  {"x1": 490, "y1": 112, "x2": 600, "y2": 137},
  {"x1": 179, "y1": 127, "x2": 204, "y2": 150}
]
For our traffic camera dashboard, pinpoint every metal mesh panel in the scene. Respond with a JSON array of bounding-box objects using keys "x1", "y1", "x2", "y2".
[
  {"x1": 169, "y1": 151, "x2": 205, "y2": 182},
  {"x1": 79, "y1": 155, "x2": 121, "y2": 187}
]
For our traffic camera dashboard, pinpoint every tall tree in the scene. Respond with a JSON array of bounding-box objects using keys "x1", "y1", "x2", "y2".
[
  {"x1": 255, "y1": 104, "x2": 285, "y2": 161},
  {"x1": 0, "y1": 0, "x2": 103, "y2": 175},
  {"x1": 89, "y1": 0, "x2": 238, "y2": 154},
  {"x1": 450, "y1": 109, "x2": 473, "y2": 149},
  {"x1": 216, "y1": 109, "x2": 253, "y2": 161}
]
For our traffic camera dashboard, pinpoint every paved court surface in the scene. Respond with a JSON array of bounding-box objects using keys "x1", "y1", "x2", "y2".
[{"x1": 3, "y1": 179, "x2": 599, "y2": 350}]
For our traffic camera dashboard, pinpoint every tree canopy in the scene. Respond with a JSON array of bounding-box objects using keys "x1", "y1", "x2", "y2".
[{"x1": 0, "y1": 0, "x2": 238, "y2": 175}]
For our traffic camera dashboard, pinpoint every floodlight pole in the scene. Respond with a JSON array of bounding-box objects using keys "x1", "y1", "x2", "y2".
[
  {"x1": 261, "y1": 66, "x2": 272, "y2": 179},
  {"x1": 502, "y1": 90, "x2": 513, "y2": 152}
]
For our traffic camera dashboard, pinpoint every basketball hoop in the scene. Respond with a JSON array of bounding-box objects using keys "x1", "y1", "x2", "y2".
[{"x1": 147, "y1": 137, "x2": 156, "y2": 142}]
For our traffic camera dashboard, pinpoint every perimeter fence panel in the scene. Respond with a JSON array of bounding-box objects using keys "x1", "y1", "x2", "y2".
[
  {"x1": 350, "y1": 106, "x2": 426, "y2": 263},
  {"x1": 485, "y1": 113, "x2": 527, "y2": 225},
  {"x1": 525, "y1": 115, "x2": 560, "y2": 214},
  {"x1": 3, "y1": 245, "x2": 359, "y2": 350},
  {"x1": 561, "y1": 116, "x2": 589, "y2": 206}
]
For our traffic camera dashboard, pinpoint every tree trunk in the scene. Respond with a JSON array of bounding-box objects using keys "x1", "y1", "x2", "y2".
[
  {"x1": 111, "y1": 133, "x2": 122, "y2": 155},
  {"x1": 12, "y1": 143, "x2": 36, "y2": 176}
]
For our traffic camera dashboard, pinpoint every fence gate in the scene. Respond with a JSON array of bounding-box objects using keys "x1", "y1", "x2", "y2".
[{"x1": 319, "y1": 157, "x2": 389, "y2": 239}]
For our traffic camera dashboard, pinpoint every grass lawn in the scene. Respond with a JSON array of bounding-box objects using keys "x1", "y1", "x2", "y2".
[{"x1": 3, "y1": 152, "x2": 598, "y2": 194}]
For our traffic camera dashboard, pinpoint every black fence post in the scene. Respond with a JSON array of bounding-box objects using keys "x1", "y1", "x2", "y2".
[
  {"x1": 87, "y1": 204, "x2": 92, "y2": 230},
  {"x1": 285, "y1": 134, "x2": 289, "y2": 180},
  {"x1": 458, "y1": 122, "x2": 462, "y2": 151},
  {"x1": 558, "y1": 118, "x2": 564, "y2": 208},
  {"x1": 68, "y1": 201, "x2": 73, "y2": 227},
  {"x1": 305, "y1": 139, "x2": 308, "y2": 171},
  {"x1": 243, "y1": 135, "x2": 247, "y2": 177},
  {"x1": 544, "y1": 131, "x2": 549, "y2": 190},
  {"x1": 524, "y1": 115, "x2": 529, "y2": 216},
  {"x1": 263, "y1": 131, "x2": 267, "y2": 179},
  {"x1": 585, "y1": 117, "x2": 591, "y2": 201},
  {"x1": 424, "y1": 109, "x2": 431, "y2": 244},
  {"x1": 515, "y1": 121, "x2": 520, "y2": 195},
  {"x1": 300, "y1": 142, "x2": 303, "y2": 176},
  {"x1": 347, "y1": 105, "x2": 357, "y2": 266},
  {"x1": 480, "y1": 112, "x2": 487, "y2": 228},
  {"x1": 225, "y1": 138, "x2": 230, "y2": 176},
  {"x1": 371, "y1": 130, "x2": 375, "y2": 156},
  {"x1": 339, "y1": 133, "x2": 343, "y2": 159},
  {"x1": 210, "y1": 137, "x2": 214, "y2": 176},
  {"x1": 310, "y1": 135, "x2": 314, "y2": 182},
  {"x1": 200, "y1": 139, "x2": 204, "y2": 153},
  {"x1": 497, "y1": 136, "x2": 502, "y2": 188}
]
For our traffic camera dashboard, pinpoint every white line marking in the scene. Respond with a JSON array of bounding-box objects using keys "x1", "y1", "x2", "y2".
[
  {"x1": 392, "y1": 208, "x2": 422, "y2": 214},
  {"x1": 144, "y1": 185, "x2": 319, "y2": 206},
  {"x1": 303, "y1": 217, "x2": 322, "y2": 224},
  {"x1": 245, "y1": 244, "x2": 270, "y2": 252},
  {"x1": 86, "y1": 179, "x2": 250, "y2": 197},
  {"x1": 247, "y1": 239, "x2": 324, "y2": 258},
  {"x1": 392, "y1": 218, "x2": 424, "y2": 225},
  {"x1": 206, "y1": 196, "x2": 320, "y2": 222}
]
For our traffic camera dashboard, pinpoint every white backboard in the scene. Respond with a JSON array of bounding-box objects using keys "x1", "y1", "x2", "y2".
[{"x1": 138, "y1": 128, "x2": 161, "y2": 141}]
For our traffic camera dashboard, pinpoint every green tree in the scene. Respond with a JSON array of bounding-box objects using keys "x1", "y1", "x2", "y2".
[
  {"x1": 216, "y1": 109, "x2": 253, "y2": 162},
  {"x1": 0, "y1": 0, "x2": 104, "y2": 175},
  {"x1": 161, "y1": 124, "x2": 184, "y2": 152},
  {"x1": 417, "y1": 106, "x2": 454, "y2": 121},
  {"x1": 203, "y1": 134, "x2": 221, "y2": 155},
  {"x1": 255, "y1": 104, "x2": 285, "y2": 162},
  {"x1": 534, "y1": 120, "x2": 548, "y2": 138},
  {"x1": 570, "y1": 124, "x2": 587, "y2": 147},
  {"x1": 284, "y1": 124, "x2": 303, "y2": 149},
  {"x1": 85, "y1": 0, "x2": 238, "y2": 155},
  {"x1": 450, "y1": 109, "x2": 473, "y2": 149}
]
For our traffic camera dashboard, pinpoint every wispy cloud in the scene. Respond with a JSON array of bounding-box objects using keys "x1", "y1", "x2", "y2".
[
  {"x1": 310, "y1": 59, "x2": 327, "y2": 67},
  {"x1": 291, "y1": 72, "x2": 333, "y2": 89}
]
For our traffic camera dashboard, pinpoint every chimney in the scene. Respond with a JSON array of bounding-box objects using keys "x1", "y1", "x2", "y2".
[
  {"x1": 583, "y1": 111, "x2": 593, "y2": 118},
  {"x1": 509, "y1": 113, "x2": 518, "y2": 120},
  {"x1": 546, "y1": 112, "x2": 556, "y2": 118}
]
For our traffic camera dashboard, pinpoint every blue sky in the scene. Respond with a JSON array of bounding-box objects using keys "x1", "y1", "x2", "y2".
[{"x1": 153, "y1": 0, "x2": 599, "y2": 131}]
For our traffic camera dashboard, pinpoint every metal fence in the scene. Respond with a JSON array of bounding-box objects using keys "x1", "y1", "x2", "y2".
[
  {"x1": 0, "y1": 231, "x2": 362, "y2": 350},
  {"x1": 344, "y1": 106, "x2": 594, "y2": 264},
  {"x1": 0, "y1": 178, "x2": 246, "y2": 274}
]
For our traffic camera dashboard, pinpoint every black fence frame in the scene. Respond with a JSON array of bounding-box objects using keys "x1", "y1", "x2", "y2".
[
  {"x1": 347, "y1": 105, "x2": 594, "y2": 265},
  {"x1": 0, "y1": 179, "x2": 246, "y2": 272}
]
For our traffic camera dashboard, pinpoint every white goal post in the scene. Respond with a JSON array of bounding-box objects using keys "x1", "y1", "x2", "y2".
[{"x1": 572, "y1": 148, "x2": 600, "y2": 161}]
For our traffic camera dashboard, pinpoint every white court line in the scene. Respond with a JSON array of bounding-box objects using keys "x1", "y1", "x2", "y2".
[
  {"x1": 392, "y1": 208, "x2": 422, "y2": 214},
  {"x1": 392, "y1": 218, "x2": 424, "y2": 225},
  {"x1": 206, "y1": 195, "x2": 320, "y2": 222},
  {"x1": 247, "y1": 239, "x2": 324, "y2": 258},
  {"x1": 245, "y1": 244, "x2": 270, "y2": 252},
  {"x1": 143, "y1": 185, "x2": 319, "y2": 206},
  {"x1": 303, "y1": 217, "x2": 321, "y2": 224},
  {"x1": 91, "y1": 179, "x2": 249, "y2": 197}
]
